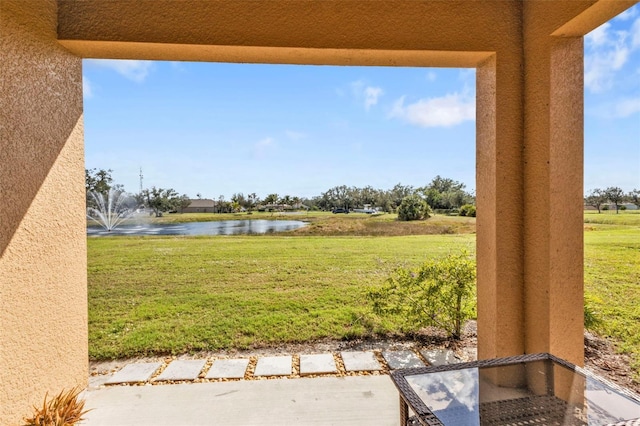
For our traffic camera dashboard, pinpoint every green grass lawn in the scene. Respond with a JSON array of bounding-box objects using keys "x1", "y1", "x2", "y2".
[
  {"x1": 584, "y1": 225, "x2": 640, "y2": 376},
  {"x1": 88, "y1": 233, "x2": 474, "y2": 359},
  {"x1": 584, "y1": 209, "x2": 640, "y2": 227},
  {"x1": 88, "y1": 211, "x2": 639, "y2": 380}
]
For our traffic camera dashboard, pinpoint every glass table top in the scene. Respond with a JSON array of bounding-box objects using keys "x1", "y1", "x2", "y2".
[{"x1": 392, "y1": 354, "x2": 640, "y2": 426}]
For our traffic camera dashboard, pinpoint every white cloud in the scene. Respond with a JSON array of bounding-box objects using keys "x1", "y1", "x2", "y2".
[
  {"x1": 389, "y1": 93, "x2": 475, "y2": 128},
  {"x1": 616, "y1": 7, "x2": 638, "y2": 22},
  {"x1": 587, "y1": 97, "x2": 640, "y2": 119},
  {"x1": 285, "y1": 130, "x2": 306, "y2": 141},
  {"x1": 426, "y1": 71, "x2": 437, "y2": 82},
  {"x1": 584, "y1": 18, "x2": 640, "y2": 93},
  {"x1": 86, "y1": 59, "x2": 154, "y2": 82},
  {"x1": 458, "y1": 68, "x2": 476, "y2": 82},
  {"x1": 615, "y1": 97, "x2": 640, "y2": 117},
  {"x1": 586, "y1": 22, "x2": 611, "y2": 47},
  {"x1": 83, "y1": 76, "x2": 93, "y2": 98},
  {"x1": 350, "y1": 80, "x2": 383, "y2": 110},
  {"x1": 632, "y1": 16, "x2": 640, "y2": 48},
  {"x1": 364, "y1": 86, "x2": 383, "y2": 110}
]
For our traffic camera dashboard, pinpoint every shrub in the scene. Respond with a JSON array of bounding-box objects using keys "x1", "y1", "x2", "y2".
[
  {"x1": 397, "y1": 195, "x2": 431, "y2": 221},
  {"x1": 23, "y1": 387, "x2": 90, "y2": 426},
  {"x1": 368, "y1": 250, "x2": 476, "y2": 339},
  {"x1": 620, "y1": 205, "x2": 627, "y2": 211},
  {"x1": 459, "y1": 204, "x2": 476, "y2": 217},
  {"x1": 602, "y1": 205, "x2": 609, "y2": 211}
]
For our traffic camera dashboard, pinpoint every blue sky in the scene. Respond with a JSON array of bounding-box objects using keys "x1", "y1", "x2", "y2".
[{"x1": 83, "y1": 6, "x2": 639, "y2": 200}]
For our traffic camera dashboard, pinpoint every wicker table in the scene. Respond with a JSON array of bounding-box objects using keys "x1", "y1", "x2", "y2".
[{"x1": 390, "y1": 353, "x2": 640, "y2": 426}]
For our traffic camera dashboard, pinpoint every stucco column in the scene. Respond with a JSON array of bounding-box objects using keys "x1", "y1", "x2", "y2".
[
  {"x1": 476, "y1": 51, "x2": 526, "y2": 361},
  {"x1": 523, "y1": 3, "x2": 585, "y2": 365},
  {"x1": 0, "y1": 1, "x2": 87, "y2": 423}
]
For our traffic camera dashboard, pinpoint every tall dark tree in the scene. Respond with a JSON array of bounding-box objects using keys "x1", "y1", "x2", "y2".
[
  {"x1": 389, "y1": 183, "x2": 414, "y2": 211},
  {"x1": 231, "y1": 193, "x2": 247, "y2": 209},
  {"x1": 217, "y1": 195, "x2": 227, "y2": 213},
  {"x1": 605, "y1": 186, "x2": 625, "y2": 214},
  {"x1": 264, "y1": 193, "x2": 279, "y2": 205},
  {"x1": 247, "y1": 193, "x2": 260, "y2": 213},
  {"x1": 85, "y1": 168, "x2": 126, "y2": 209},
  {"x1": 585, "y1": 188, "x2": 607, "y2": 213},
  {"x1": 85, "y1": 168, "x2": 114, "y2": 193},
  {"x1": 141, "y1": 187, "x2": 180, "y2": 217},
  {"x1": 279, "y1": 194, "x2": 293, "y2": 207},
  {"x1": 421, "y1": 175, "x2": 471, "y2": 210},
  {"x1": 178, "y1": 194, "x2": 191, "y2": 213}
]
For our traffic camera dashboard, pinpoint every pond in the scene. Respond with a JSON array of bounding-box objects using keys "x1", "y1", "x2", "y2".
[{"x1": 87, "y1": 219, "x2": 307, "y2": 236}]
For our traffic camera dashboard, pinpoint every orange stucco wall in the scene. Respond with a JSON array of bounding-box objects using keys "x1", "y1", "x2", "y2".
[
  {"x1": 1, "y1": 0, "x2": 636, "y2": 422},
  {"x1": 0, "y1": 1, "x2": 87, "y2": 423}
]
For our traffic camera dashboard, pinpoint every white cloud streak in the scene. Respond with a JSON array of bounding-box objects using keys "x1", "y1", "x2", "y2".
[
  {"x1": 86, "y1": 59, "x2": 154, "y2": 82},
  {"x1": 616, "y1": 7, "x2": 638, "y2": 22},
  {"x1": 615, "y1": 97, "x2": 640, "y2": 117},
  {"x1": 364, "y1": 86, "x2": 383, "y2": 110},
  {"x1": 584, "y1": 11, "x2": 640, "y2": 119},
  {"x1": 584, "y1": 17, "x2": 640, "y2": 93},
  {"x1": 350, "y1": 80, "x2": 383, "y2": 111},
  {"x1": 389, "y1": 93, "x2": 475, "y2": 128}
]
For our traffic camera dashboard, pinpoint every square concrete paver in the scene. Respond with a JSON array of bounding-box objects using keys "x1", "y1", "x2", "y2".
[
  {"x1": 299, "y1": 354, "x2": 338, "y2": 375},
  {"x1": 105, "y1": 362, "x2": 162, "y2": 384},
  {"x1": 340, "y1": 351, "x2": 382, "y2": 372},
  {"x1": 154, "y1": 359, "x2": 206, "y2": 381},
  {"x1": 206, "y1": 359, "x2": 250, "y2": 379},
  {"x1": 420, "y1": 349, "x2": 459, "y2": 367},
  {"x1": 253, "y1": 356, "x2": 292, "y2": 377},
  {"x1": 382, "y1": 350, "x2": 425, "y2": 370}
]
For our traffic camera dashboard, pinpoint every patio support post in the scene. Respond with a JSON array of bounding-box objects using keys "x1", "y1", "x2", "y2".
[
  {"x1": 0, "y1": 1, "x2": 87, "y2": 423},
  {"x1": 522, "y1": 3, "x2": 585, "y2": 365},
  {"x1": 476, "y1": 53, "x2": 526, "y2": 362}
]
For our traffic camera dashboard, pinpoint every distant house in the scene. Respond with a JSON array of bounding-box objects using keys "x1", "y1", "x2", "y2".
[
  {"x1": 258, "y1": 203, "x2": 292, "y2": 212},
  {"x1": 181, "y1": 199, "x2": 216, "y2": 213}
]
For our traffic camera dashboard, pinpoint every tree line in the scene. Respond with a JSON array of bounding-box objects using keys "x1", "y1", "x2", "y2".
[
  {"x1": 584, "y1": 187, "x2": 640, "y2": 214},
  {"x1": 86, "y1": 169, "x2": 475, "y2": 217},
  {"x1": 87, "y1": 169, "x2": 639, "y2": 218}
]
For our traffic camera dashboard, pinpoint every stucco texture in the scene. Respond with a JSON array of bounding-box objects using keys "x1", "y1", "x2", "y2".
[
  {"x1": 1, "y1": 0, "x2": 637, "y2": 423},
  {"x1": 1, "y1": 1, "x2": 87, "y2": 423}
]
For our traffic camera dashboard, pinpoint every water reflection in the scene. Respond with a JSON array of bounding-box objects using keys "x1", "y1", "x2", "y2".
[
  {"x1": 407, "y1": 368, "x2": 480, "y2": 425},
  {"x1": 87, "y1": 220, "x2": 306, "y2": 236}
]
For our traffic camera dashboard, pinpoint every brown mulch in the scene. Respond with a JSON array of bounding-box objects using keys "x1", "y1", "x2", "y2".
[{"x1": 584, "y1": 330, "x2": 640, "y2": 394}]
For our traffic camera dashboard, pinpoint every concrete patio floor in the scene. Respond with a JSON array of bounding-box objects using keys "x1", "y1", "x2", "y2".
[{"x1": 81, "y1": 375, "x2": 399, "y2": 426}]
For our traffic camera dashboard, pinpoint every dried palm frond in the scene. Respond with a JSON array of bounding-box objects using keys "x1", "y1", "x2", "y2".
[{"x1": 23, "y1": 387, "x2": 90, "y2": 426}]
